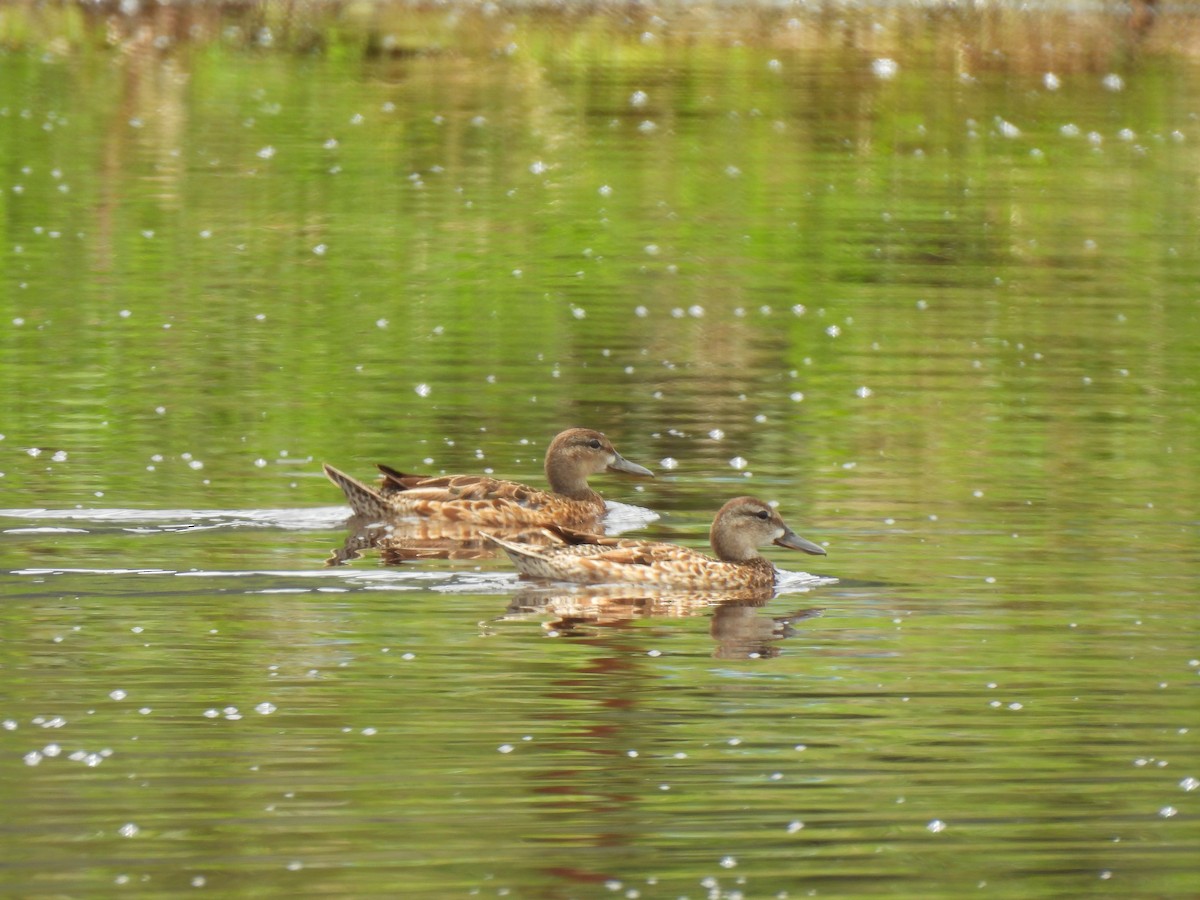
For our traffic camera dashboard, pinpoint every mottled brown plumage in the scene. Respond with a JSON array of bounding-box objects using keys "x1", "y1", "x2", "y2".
[
  {"x1": 485, "y1": 496, "x2": 827, "y2": 589},
  {"x1": 323, "y1": 428, "x2": 652, "y2": 527},
  {"x1": 325, "y1": 514, "x2": 583, "y2": 566}
]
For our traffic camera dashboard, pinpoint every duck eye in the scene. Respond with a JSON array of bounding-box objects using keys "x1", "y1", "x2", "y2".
[
  {"x1": 755, "y1": 510, "x2": 770, "y2": 520},
  {"x1": 587, "y1": 439, "x2": 603, "y2": 449}
]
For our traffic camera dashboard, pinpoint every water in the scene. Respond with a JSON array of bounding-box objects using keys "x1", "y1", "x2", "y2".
[{"x1": 2, "y1": 3, "x2": 1199, "y2": 896}]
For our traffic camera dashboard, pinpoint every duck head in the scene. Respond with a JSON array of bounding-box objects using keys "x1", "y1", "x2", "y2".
[
  {"x1": 709, "y1": 496, "x2": 826, "y2": 562},
  {"x1": 544, "y1": 428, "x2": 654, "y2": 499}
]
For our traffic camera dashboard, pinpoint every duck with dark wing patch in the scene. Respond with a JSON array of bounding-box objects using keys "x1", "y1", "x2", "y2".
[{"x1": 323, "y1": 428, "x2": 653, "y2": 527}]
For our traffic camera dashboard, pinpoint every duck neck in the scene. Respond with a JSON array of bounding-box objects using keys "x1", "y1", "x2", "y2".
[
  {"x1": 545, "y1": 458, "x2": 599, "y2": 502},
  {"x1": 710, "y1": 530, "x2": 762, "y2": 562}
]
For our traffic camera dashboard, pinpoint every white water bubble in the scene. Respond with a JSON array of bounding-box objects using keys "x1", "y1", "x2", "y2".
[
  {"x1": 997, "y1": 118, "x2": 1021, "y2": 139},
  {"x1": 414, "y1": 383, "x2": 431, "y2": 398},
  {"x1": 1043, "y1": 72, "x2": 1061, "y2": 91},
  {"x1": 659, "y1": 457, "x2": 678, "y2": 470},
  {"x1": 927, "y1": 819, "x2": 947, "y2": 833},
  {"x1": 871, "y1": 58, "x2": 898, "y2": 80},
  {"x1": 1102, "y1": 73, "x2": 1125, "y2": 92},
  {"x1": 729, "y1": 457, "x2": 748, "y2": 470},
  {"x1": 630, "y1": 90, "x2": 648, "y2": 108},
  {"x1": 118, "y1": 823, "x2": 139, "y2": 838}
]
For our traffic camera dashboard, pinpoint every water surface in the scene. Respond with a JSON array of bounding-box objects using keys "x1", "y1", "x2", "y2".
[{"x1": 1, "y1": 3, "x2": 1198, "y2": 897}]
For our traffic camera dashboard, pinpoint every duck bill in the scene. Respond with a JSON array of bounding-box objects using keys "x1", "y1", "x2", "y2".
[
  {"x1": 775, "y1": 529, "x2": 826, "y2": 556},
  {"x1": 607, "y1": 453, "x2": 655, "y2": 478}
]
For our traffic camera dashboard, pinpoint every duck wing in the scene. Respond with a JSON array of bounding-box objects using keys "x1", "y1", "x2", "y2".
[{"x1": 377, "y1": 464, "x2": 547, "y2": 505}]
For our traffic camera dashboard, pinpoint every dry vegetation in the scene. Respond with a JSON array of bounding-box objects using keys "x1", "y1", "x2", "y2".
[{"x1": 0, "y1": 0, "x2": 1194, "y2": 71}]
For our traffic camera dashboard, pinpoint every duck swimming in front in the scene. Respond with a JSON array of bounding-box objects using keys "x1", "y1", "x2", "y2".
[
  {"x1": 323, "y1": 428, "x2": 653, "y2": 527},
  {"x1": 485, "y1": 496, "x2": 826, "y2": 590}
]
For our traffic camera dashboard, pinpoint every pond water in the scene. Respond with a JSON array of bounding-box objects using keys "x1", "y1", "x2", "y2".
[{"x1": 1, "y1": 3, "x2": 1198, "y2": 897}]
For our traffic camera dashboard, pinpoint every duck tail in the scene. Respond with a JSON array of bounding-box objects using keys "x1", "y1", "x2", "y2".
[
  {"x1": 481, "y1": 531, "x2": 524, "y2": 555},
  {"x1": 483, "y1": 531, "x2": 569, "y2": 581},
  {"x1": 323, "y1": 463, "x2": 395, "y2": 519}
]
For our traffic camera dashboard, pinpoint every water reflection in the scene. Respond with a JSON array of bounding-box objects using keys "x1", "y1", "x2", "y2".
[
  {"x1": 504, "y1": 584, "x2": 823, "y2": 659},
  {"x1": 3, "y1": 3, "x2": 1199, "y2": 896}
]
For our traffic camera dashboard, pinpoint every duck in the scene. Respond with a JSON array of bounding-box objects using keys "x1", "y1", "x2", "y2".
[
  {"x1": 322, "y1": 428, "x2": 653, "y2": 527},
  {"x1": 485, "y1": 496, "x2": 826, "y2": 590}
]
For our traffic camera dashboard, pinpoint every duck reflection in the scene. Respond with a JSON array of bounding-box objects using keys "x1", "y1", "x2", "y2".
[
  {"x1": 326, "y1": 516, "x2": 591, "y2": 566},
  {"x1": 504, "y1": 584, "x2": 822, "y2": 659}
]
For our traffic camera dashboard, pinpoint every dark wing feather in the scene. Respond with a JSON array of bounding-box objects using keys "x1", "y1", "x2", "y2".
[{"x1": 376, "y1": 464, "x2": 547, "y2": 505}]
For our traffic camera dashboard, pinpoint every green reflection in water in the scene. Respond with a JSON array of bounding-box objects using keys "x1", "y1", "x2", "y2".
[{"x1": 1, "y1": 4, "x2": 1198, "y2": 898}]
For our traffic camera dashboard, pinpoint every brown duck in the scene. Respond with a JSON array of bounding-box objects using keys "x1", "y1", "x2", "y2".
[
  {"x1": 323, "y1": 428, "x2": 653, "y2": 527},
  {"x1": 485, "y1": 496, "x2": 826, "y2": 590}
]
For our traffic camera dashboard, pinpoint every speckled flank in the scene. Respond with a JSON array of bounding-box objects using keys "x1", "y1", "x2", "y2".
[
  {"x1": 323, "y1": 428, "x2": 652, "y2": 527},
  {"x1": 485, "y1": 496, "x2": 826, "y2": 589}
]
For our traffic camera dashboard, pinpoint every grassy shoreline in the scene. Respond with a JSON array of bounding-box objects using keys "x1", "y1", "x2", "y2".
[{"x1": 0, "y1": 1, "x2": 1190, "y2": 68}]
